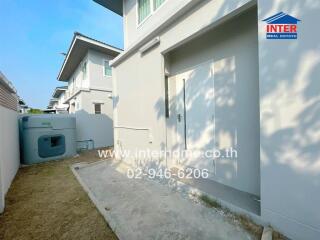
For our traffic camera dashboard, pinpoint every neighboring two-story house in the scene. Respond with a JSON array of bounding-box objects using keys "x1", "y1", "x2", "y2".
[
  {"x1": 57, "y1": 32, "x2": 122, "y2": 148},
  {"x1": 94, "y1": 1, "x2": 320, "y2": 239},
  {"x1": 18, "y1": 97, "x2": 29, "y2": 114},
  {"x1": 47, "y1": 86, "x2": 68, "y2": 114}
]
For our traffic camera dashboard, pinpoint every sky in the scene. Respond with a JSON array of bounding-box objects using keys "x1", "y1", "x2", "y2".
[{"x1": 0, "y1": 0, "x2": 123, "y2": 109}]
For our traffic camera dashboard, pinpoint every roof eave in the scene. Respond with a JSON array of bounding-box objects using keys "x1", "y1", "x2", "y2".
[
  {"x1": 49, "y1": 99, "x2": 59, "y2": 105},
  {"x1": 93, "y1": 0, "x2": 123, "y2": 16},
  {"x1": 0, "y1": 71, "x2": 17, "y2": 94},
  {"x1": 52, "y1": 87, "x2": 67, "y2": 98},
  {"x1": 57, "y1": 33, "x2": 123, "y2": 82}
]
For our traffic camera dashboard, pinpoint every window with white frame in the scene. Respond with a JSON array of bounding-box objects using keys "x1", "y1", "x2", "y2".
[
  {"x1": 72, "y1": 77, "x2": 75, "y2": 92},
  {"x1": 94, "y1": 103, "x2": 102, "y2": 114},
  {"x1": 104, "y1": 60, "x2": 112, "y2": 76},
  {"x1": 138, "y1": 0, "x2": 165, "y2": 24},
  {"x1": 82, "y1": 61, "x2": 87, "y2": 79},
  {"x1": 153, "y1": 0, "x2": 165, "y2": 10}
]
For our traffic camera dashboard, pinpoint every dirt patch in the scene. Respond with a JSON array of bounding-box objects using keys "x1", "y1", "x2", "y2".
[
  {"x1": 0, "y1": 149, "x2": 118, "y2": 240},
  {"x1": 198, "y1": 194, "x2": 287, "y2": 240},
  {"x1": 198, "y1": 194, "x2": 263, "y2": 238}
]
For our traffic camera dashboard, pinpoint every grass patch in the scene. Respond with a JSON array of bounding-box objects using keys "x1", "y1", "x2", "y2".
[
  {"x1": 235, "y1": 214, "x2": 263, "y2": 238},
  {"x1": 199, "y1": 194, "x2": 222, "y2": 209},
  {"x1": 0, "y1": 149, "x2": 118, "y2": 240}
]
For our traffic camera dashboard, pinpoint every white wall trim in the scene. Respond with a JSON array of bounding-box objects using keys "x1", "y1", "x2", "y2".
[
  {"x1": 111, "y1": 0, "x2": 256, "y2": 67},
  {"x1": 92, "y1": 100, "x2": 105, "y2": 104},
  {"x1": 114, "y1": 126, "x2": 150, "y2": 131},
  {"x1": 110, "y1": 0, "x2": 202, "y2": 67}
]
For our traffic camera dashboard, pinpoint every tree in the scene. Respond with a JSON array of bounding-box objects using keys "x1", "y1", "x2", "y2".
[{"x1": 28, "y1": 108, "x2": 43, "y2": 114}]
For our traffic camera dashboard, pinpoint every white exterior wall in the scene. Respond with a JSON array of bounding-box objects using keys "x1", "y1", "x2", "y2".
[
  {"x1": 88, "y1": 49, "x2": 113, "y2": 91},
  {"x1": 0, "y1": 105, "x2": 20, "y2": 213},
  {"x1": 57, "y1": 92, "x2": 68, "y2": 110},
  {"x1": 67, "y1": 54, "x2": 89, "y2": 97},
  {"x1": 75, "y1": 90, "x2": 113, "y2": 148},
  {"x1": 167, "y1": 9, "x2": 259, "y2": 196},
  {"x1": 66, "y1": 50, "x2": 114, "y2": 103},
  {"x1": 113, "y1": 46, "x2": 165, "y2": 164},
  {"x1": 258, "y1": 1, "x2": 320, "y2": 239},
  {"x1": 113, "y1": 0, "x2": 256, "y2": 164},
  {"x1": 65, "y1": 50, "x2": 115, "y2": 148},
  {"x1": 113, "y1": 0, "x2": 320, "y2": 239},
  {"x1": 123, "y1": 0, "x2": 197, "y2": 48}
]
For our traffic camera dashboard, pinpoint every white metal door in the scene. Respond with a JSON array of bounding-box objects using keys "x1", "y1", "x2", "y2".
[{"x1": 175, "y1": 61, "x2": 215, "y2": 172}]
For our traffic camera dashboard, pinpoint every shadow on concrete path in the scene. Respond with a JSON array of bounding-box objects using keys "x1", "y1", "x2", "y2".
[{"x1": 72, "y1": 160, "x2": 257, "y2": 240}]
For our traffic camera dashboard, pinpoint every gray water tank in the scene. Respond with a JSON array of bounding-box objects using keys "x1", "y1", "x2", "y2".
[{"x1": 20, "y1": 115, "x2": 77, "y2": 164}]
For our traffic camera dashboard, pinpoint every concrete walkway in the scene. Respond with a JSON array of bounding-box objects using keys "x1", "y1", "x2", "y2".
[{"x1": 72, "y1": 160, "x2": 257, "y2": 240}]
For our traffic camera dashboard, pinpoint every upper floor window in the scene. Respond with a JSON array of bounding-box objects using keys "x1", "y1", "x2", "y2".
[
  {"x1": 71, "y1": 77, "x2": 75, "y2": 91},
  {"x1": 82, "y1": 61, "x2": 87, "y2": 79},
  {"x1": 153, "y1": 0, "x2": 165, "y2": 10},
  {"x1": 138, "y1": 0, "x2": 151, "y2": 24},
  {"x1": 138, "y1": 0, "x2": 165, "y2": 24},
  {"x1": 104, "y1": 60, "x2": 112, "y2": 76}
]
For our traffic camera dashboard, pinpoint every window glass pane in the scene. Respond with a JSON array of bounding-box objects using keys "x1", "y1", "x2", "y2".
[
  {"x1": 104, "y1": 61, "x2": 112, "y2": 76},
  {"x1": 154, "y1": 0, "x2": 165, "y2": 10},
  {"x1": 82, "y1": 61, "x2": 87, "y2": 73},
  {"x1": 82, "y1": 61, "x2": 87, "y2": 79},
  {"x1": 94, "y1": 104, "x2": 101, "y2": 114},
  {"x1": 138, "y1": 0, "x2": 151, "y2": 24}
]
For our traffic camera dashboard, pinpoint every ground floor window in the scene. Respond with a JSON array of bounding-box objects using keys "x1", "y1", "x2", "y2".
[{"x1": 94, "y1": 103, "x2": 101, "y2": 114}]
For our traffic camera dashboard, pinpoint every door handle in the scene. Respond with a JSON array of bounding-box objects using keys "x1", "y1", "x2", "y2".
[{"x1": 177, "y1": 114, "x2": 182, "y2": 122}]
